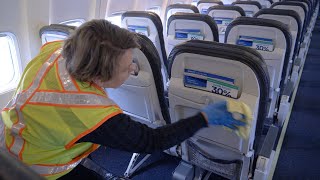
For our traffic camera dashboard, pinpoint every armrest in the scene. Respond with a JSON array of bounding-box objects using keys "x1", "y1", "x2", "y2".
[
  {"x1": 258, "y1": 125, "x2": 279, "y2": 158},
  {"x1": 282, "y1": 81, "x2": 295, "y2": 97}
]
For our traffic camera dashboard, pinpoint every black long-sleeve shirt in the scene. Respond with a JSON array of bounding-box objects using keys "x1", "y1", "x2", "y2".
[{"x1": 78, "y1": 113, "x2": 208, "y2": 154}]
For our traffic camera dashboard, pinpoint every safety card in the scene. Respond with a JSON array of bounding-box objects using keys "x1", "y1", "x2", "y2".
[
  {"x1": 213, "y1": 17, "x2": 233, "y2": 34},
  {"x1": 184, "y1": 69, "x2": 239, "y2": 98},
  {"x1": 237, "y1": 35, "x2": 274, "y2": 52},
  {"x1": 127, "y1": 25, "x2": 149, "y2": 36},
  {"x1": 175, "y1": 29, "x2": 204, "y2": 40}
]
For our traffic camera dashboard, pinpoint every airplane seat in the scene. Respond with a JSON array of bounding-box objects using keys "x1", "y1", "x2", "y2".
[
  {"x1": 121, "y1": 11, "x2": 169, "y2": 91},
  {"x1": 231, "y1": 1, "x2": 262, "y2": 17},
  {"x1": 165, "y1": 4, "x2": 199, "y2": 27},
  {"x1": 207, "y1": 5, "x2": 246, "y2": 42},
  {"x1": 166, "y1": 13, "x2": 219, "y2": 55},
  {"x1": 270, "y1": 2, "x2": 310, "y2": 63},
  {"x1": 106, "y1": 34, "x2": 170, "y2": 127},
  {"x1": 254, "y1": 9, "x2": 301, "y2": 69},
  {"x1": 39, "y1": 24, "x2": 75, "y2": 45},
  {"x1": 271, "y1": 2, "x2": 307, "y2": 38},
  {"x1": 238, "y1": 0, "x2": 273, "y2": 8},
  {"x1": 196, "y1": 0, "x2": 224, "y2": 14},
  {"x1": 254, "y1": 9, "x2": 302, "y2": 126},
  {"x1": 283, "y1": 0, "x2": 312, "y2": 28},
  {"x1": 168, "y1": 40, "x2": 270, "y2": 180},
  {"x1": 225, "y1": 17, "x2": 292, "y2": 120}
]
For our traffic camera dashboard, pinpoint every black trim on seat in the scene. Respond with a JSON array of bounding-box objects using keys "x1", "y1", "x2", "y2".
[
  {"x1": 39, "y1": 24, "x2": 75, "y2": 38},
  {"x1": 231, "y1": 1, "x2": 262, "y2": 9},
  {"x1": 207, "y1": 5, "x2": 246, "y2": 16},
  {"x1": 271, "y1": 2, "x2": 308, "y2": 34},
  {"x1": 136, "y1": 34, "x2": 171, "y2": 124},
  {"x1": 121, "y1": 11, "x2": 168, "y2": 71},
  {"x1": 167, "y1": 13, "x2": 219, "y2": 42},
  {"x1": 225, "y1": 17, "x2": 292, "y2": 95},
  {"x1": 197, "y1": 0, "x2": 224, "y2": 6},
  {"x1": 168, "y1": 40, "x2": 270, "y2": 150},
  {"x1": 254, "y1": 9, "x2": 302, "y2": 58}
]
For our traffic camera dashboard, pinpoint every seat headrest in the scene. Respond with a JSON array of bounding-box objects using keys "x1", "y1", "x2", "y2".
[
  {"x1": 207, "y1": 5, "x2": 246, "y2": 16},
  {"x1": 226, "y1": 17, "x2": 292, "y2": 94},
  {"x1": 136, "y1": 34, "x2": 170, "y2": 124},
  {"x1": 166, "y1": 4, "x2": 200, "y2": 14},
  {"x1": 271, "y1": 2, "x2": 307, "y2": 15},
  {"x1": 254, "y1": 9, "x2": 302, "y2": 55},
  {"x1": 122, "y1": 11, "x2": 168, "y2": 70},
  {"x1": 167, "y1": 13, "x2": 219, "y2": 41},
  {"x1": 283, "y1": 0, "x2": 312, "y2": 10},
  {"x1": 121, "y1": 11, "x2": 163, "y2": 34},
  {"x1": 232, "y1": 1, "x2": 262, "y2": 9},
  {"x1": 197, "y1": 0, "x2": 224, "y2": 6},
  {"x1": 168, "y1": 40, "x2": 270, "y2": 139},
  {"x1": 39, "y1": 24, "x2": 75, "y2": 38}
]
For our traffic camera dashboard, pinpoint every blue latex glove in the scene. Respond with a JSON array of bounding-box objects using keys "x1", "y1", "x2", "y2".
[{"x1": 201, "y1": 101, "x2": 246, "y2": 130}]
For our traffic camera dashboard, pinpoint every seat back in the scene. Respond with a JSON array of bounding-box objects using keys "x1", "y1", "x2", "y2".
[
  {"x1": 197, "y1": 0, "x2": 223, "y2": 14},
  {"x1": 106, "y1": 34, "x2": 170, "y2": 127},
  {"x1": 122, "y1": 11, "x2": 169, "y2": 90},
  {"x1": 207, "y1": 5, "x2": 245, "y2": 42},
  {"x1": 166, "y1": 13, "x2": 219, "y2": 54},
  {"x1": 168, "y1": 40, "x2": 269, "y2": 179},
  {"x1": 271, "y1": 2, "x2": 307, "y2": 36},
  {"x1": 225, "y1": 17, "x2": 292, "y2": 118},
  {"x1": 39, "y1": 24, "x2": 75, "y2": 44},
  {"x1": 231, "y1": 1, "x2": 262, "y2": 17},
  {"x1": 255, "y1": 9, "x2": 302, "y2": 60}
]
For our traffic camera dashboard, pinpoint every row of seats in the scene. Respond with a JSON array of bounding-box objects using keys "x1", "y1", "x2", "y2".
[
  {"x1": 38, "y1": 0, "x2": 319, "y2": 178},
  {"x1": 113, "y1": 0, "x2": 319, "y2": 179}
]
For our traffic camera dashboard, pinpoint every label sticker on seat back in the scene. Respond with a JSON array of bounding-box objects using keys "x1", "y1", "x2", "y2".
[
  {"x1": 184, "y1": 69, "x2": 239, "y2": 98},
  {"x1": 127, "y1": 25, "x2": 149, "y2": 36},
  {"x1": 213, "y1": 17, "x2": 233, "y2": 34},
  {"x1": 244, "y1": 11, "x2": 254, "y2": 17},
  {"x1": 237, "y1": 35, "x2": 274, "y2": 52},
  {"x1": 201, "y1": 8, "x2": 208, "y2": 14},
  {"x1": 175, "y1": 29, "x2": 205, "y2": 40}
]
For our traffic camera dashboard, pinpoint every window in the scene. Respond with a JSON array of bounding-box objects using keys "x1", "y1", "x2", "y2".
[
  {"x1": 146, "y1": 7, "x2": 161, "y2": 16},
  {"x1": 191, "y1": 0, "x2": 199, "y2": 6},
  {"x1": 106, "y1": 12, "x2": 124, "y2": 27},
  {"x1": 60, "y1": 19, "x2": 85, "y2": 27},
  {"x1": 0, "y1": 33, "x2": 21, "y2": 93}
]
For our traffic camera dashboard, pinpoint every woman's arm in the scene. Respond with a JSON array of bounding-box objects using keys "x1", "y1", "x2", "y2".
[{"x1": 78, "y1": 113, "x2": 208, "y2": 154}]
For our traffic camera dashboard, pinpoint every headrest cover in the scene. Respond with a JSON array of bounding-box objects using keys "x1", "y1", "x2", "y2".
[
  {"x1": 197, "y1": 0, "x2": 224, "y2": 6},
  {"x1": 232, "y1": 1, "x2": 262, "y2": 9},
  {"x1": 166, "y1": 4, "x2": 200, "y2": 14},
  {"x1": 167, "y1": 13, "x2": 219, "y2": 41},
  {"x1": 254, "y1": 9, "x2": 302, "y2": 55},
  {"x1": 207, "y1": 5, "x2": 246, "y2": 16}
]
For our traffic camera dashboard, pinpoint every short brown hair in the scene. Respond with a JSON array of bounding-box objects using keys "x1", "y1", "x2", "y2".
[{"x1": 62, "y1": 19, "x2": 140, "y2": 83}]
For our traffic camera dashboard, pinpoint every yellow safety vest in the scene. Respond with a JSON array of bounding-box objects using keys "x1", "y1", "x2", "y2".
[{"x1": 0, "y1": 41, "x2": 122, "y2": 179}]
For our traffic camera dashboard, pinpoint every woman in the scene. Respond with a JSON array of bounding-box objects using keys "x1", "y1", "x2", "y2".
[{"x1": 0, "y1": 19, "x2": 245, "y2": 179}]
